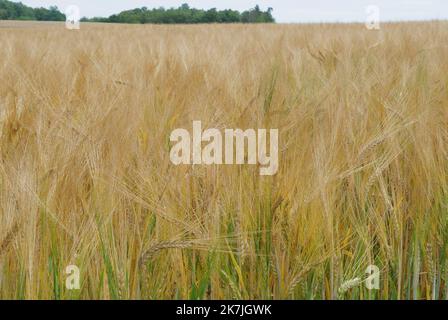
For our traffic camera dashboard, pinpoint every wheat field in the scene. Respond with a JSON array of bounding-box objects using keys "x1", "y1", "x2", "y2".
[{"x1": 0, "y1": 21, "x2": 447, "y2": 300}]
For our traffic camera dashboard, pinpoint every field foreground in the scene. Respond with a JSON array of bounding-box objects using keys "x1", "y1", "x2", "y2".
[{"x1": 0, "y1": 21, "x2": 448, "y2": 299}]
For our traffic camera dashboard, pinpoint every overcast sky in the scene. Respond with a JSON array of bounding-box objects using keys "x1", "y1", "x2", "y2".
[{"x1": 15, "y1": 0, "x2": 448, "y2": 23}]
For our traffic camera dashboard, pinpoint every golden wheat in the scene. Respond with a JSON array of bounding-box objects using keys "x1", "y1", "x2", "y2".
[{"x1": 0, "y1": 20, "x2": 447, "y2": 300}]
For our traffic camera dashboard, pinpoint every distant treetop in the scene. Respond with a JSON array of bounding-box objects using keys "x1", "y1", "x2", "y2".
[
  {"x1": 0, "y1": 1, "x2": 275, "y2": 24},
  {"x1": 0, "y1": 0, "x2": 65, "y2": 21},
  {"x1": 83, "y1": 4, "x2": 275, "y2": 24}
]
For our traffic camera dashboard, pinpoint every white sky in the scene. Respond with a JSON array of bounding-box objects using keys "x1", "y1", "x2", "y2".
[{"x1": 14, "y1": 0, "x2": 448, "y2": 23}]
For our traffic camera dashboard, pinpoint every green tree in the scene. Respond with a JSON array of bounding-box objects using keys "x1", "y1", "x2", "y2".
[
  {"x1": 80, "y1": 3, "x2": 275, "y2": 24},
  {"x1": 203, "y1": 8, "x2": 217, "y2": 23},
  {"x1": 0, "y1": 8, "x2": 8, "y2": 19},
  {"x1": 0, "y1": 0, "x2": 67, "y2": 21}
]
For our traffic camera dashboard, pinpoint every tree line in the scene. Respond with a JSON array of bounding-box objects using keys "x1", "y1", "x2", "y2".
[
  {"x1": 83, "y1": 4, "x2": 275, "y2": 24},
  {"x1": 0, "y1": 1, "x2": 275, "y2": 24},
  {"x1": 0, "y1": 0, "x2": 65, "y2": 21}
]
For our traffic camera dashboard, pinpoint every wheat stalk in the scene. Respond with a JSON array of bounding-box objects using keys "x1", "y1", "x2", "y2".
[
  {"x1": 0, "y1": 221, "x2": 20, "y2": 259},
  {"x1": 139, "y1": 240, "x2": 195, "y2": 267},
  {"x1": 338, "y1": 277, "x2": 362, "y2": 295}
]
